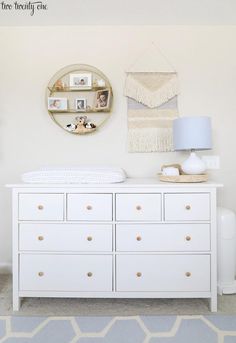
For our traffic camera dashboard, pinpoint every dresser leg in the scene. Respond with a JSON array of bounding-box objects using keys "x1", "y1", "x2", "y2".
[
  {"x1": 13, "y1": 296, "x2": 21, "y2": 311},
  {"x1": 210, "y1": 296, "x2": 217, "y2": 312}
]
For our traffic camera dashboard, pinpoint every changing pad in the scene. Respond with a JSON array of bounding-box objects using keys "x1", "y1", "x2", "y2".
[{"x1": 21, "y1": 167, "x2": 127, "y2": 184}]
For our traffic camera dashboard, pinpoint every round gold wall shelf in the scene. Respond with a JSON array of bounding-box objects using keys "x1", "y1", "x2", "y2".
[{"x1": 46, "y1": 64, "x2": 113, "y2": 135}]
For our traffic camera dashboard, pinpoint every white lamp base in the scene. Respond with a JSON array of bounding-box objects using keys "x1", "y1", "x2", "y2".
[{"x1": 181, "y1": 152, "x2": 206, "y2": 175}]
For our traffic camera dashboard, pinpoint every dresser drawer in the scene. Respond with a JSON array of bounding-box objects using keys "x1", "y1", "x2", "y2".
[
  {"x1": 116, "y1": 255, "x2": 210, "y2": 292},
  {"x1": 20, "y1": 254, "x2": 112, "y2": 292},
  {"x1": 164, "y1": 193, "x2": 210, "y2": 221},
  {"x1": 19, "y1": 224, "x2": 112, "y2": 252},
  {"x1": 116, "y1": 194, "x2": 161, "y2": 221},
  {"x1": 116, "y1": 224, "x2": 210, "y2": 252},
  {"x1": 19, "y1": 194, "x2": 64, "y2": 221},
  {"x1": 67, "y1": 194, "x2": 112, "y2": 221}
]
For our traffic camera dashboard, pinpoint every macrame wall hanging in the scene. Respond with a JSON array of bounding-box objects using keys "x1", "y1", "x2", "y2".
[{"x1": 124, "y1": 44, "x2": 180, "y2": 152}]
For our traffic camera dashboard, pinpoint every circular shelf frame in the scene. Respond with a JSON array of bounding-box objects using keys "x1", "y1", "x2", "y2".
[{"x1": 46, "y1": 64, "x2": 113, "y2": 135}]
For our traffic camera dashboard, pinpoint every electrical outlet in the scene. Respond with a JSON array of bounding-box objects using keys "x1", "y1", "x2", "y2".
[{"x1": 202, "y1": 155, "x2": 220, "y2": 170}]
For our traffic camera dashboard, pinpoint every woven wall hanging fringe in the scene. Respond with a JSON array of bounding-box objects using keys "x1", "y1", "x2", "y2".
[{"x1": 125, "y1": 45, "x2": 180, "y2": 152}]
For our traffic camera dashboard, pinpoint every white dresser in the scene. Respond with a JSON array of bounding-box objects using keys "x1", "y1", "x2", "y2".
[{"x1": 8, "y1": 178, "x2": 222, "y2": 311}]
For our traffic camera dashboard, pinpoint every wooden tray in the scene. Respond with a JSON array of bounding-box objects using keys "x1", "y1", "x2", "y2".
[{"x1": 159, "y1": 174, "x2": 208, "y2": 183}]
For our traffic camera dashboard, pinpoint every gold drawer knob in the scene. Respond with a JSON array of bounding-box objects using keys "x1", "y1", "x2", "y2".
[
  {"x1": 86, "y1": 205, "x2": 93, "y2": 211},
  {"x1": 136, "y1": 236, "x2": 142, "y2": 241},
  {"x1": 38, "y1": 272, "x2": 44, "y2": 277},
  {"x1": 185, "y1": 236, "x2": 191, "y2": 241},
  {"x1": 136, "y1": 205, "x2": 142, "y2": 211},
  {"x1": 136, "y1": 272, "x2": 142, "y2": 277},
  {"x1": 38, "y1": 236, "x2": 44, "y2": 241},
  {"x1": 87, "y1": 236, "x2": 93, "y2": 241},
  {"x1": 185, "y1": 272, "x2": 191, "y2": 277},
  {"x1": 87, "y1": 272, "x2": 93, "y2": 277},
  {"x1": 185, "y1": 205, "x2": 191, "y2": 210},
  {"x1": 38, "y1": 205, "x2": 44, "y2": 210}
]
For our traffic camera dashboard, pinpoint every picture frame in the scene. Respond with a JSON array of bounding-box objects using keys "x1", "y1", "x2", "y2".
[
  {"x1": 48, "y1": 97, "x2": 68, "y2": 111},
  {"x1": 70, "y1": 73, "x2": 92, "y2": 90},
  {"x1": 94, "y1": 89, "x2": 111, "y2": 110},
  {"x1": 75, "y1": 98, "x2": 87, "y2": 112}
]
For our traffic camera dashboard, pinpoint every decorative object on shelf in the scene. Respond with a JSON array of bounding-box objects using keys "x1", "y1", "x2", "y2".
[
  {"x1": 94, "y1": 89, "x2": 111, "y2": 110},
  {"x1": 66, "y1": 123, "x2": 77, "y2": 132},
  {"x1": 74, "y1": 116, "x2": 95, "y2": 134},
  {"x1": 84, "y1": 120, "x2": 96, "y2": 129},
  {"x1": 75, "y1": 98, "x2": 87, "y2": 112},
  {"x1": 97, "y1": 79, "x2": 106, "y2": 87},
  {"x1": 46, "y1": 64, "x2": 113, "y2": 135},
  {"x1": 162, "y1": 166, "x2": 180, "y2": 176},
  {"x1": 124, "y1": 44, "x2": 179, "y2": 152},
  {"x1": 69, "y1": 73, "x2": 92, "y2": 90},
  {"x1": 66, "y1": 116, "x2": 96, "y2": 134},
  {"x1": 161, "y1": 163, "x2": 183, "y2": 175},
  {"x1": 54, "y1": 79, "x2": 66, "y2": 91},
  {"x1": 173, "y1": 116, "x2": 212, "y2": 175},
  {"x1": 48, "y1": 97, "x2": 68, "y2": 111},
  {"x1": 159, "y1": 162, "x2": 208, "y2": 183}
]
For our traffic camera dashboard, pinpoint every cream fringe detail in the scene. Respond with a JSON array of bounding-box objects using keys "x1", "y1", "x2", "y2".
[
  {"x1": 128, "y1": 128, "x2": 173, "y2": 152},
  {"x1": 124, "y1": 73, "x2": 179, "y2": 108}
]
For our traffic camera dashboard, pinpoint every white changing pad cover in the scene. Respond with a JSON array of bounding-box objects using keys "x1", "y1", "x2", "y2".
[{"x1": 22, "y1": 167, "x2": 127, "y2": 184}]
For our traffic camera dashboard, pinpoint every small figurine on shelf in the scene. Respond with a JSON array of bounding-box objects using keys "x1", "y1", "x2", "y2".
[
  {"x1": 66, "y1": 116, "x2": 96, "y2": 134},
  {"x1": 54, "y1": 79, "x2": 66, "y2": 91},
  {"x1": 66, "y1": 123, "x2": 77, "y2": 132},
  {"x1": 97, "y1": 79, "x2": 106, "y2": 87},
  {"x1": 74, "y1": 116, "x2": 87, "y2": 134},
  {"x1": 93, "y1": 78, "x2": 105, "y2": 88},
  {"x1": 75, "y1": 116, "x2": 96, "y2": 134},
  {"x1": 85, "y1": 121, "x2": 96, "y2": 129}
]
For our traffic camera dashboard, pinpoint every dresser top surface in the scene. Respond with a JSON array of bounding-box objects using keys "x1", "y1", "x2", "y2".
[{"x1": 6, "y1": 177, "x2": 223, "y2": 188}]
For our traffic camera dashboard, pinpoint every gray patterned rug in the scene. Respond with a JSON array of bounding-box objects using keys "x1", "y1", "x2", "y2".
[{"x1": 0, "y1": 315, "x2": 236, "y2": 342}]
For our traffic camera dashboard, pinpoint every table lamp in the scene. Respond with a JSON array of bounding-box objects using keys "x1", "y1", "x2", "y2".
[{"x1": 173, "y1": 116, "x2": 212, "y2": 175}]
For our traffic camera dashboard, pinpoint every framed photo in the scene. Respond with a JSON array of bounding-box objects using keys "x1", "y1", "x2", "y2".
[
  {"x1": 75, "y1": 98, "x2": 87, "y2": 112},
  {"x1": 70, "y1": 73, "x2": 92, "y2": 90},
  {"x1": 48, "y1": 97, "x2": 68, "y2": 111},
  {"x1": 94, "y1": 89, "x2": 111, "y2": 110}
]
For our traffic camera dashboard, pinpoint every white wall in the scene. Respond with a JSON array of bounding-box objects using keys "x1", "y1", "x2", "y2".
[{"x1": 0, "y1": 25, "x2": 236, "y2": 267}]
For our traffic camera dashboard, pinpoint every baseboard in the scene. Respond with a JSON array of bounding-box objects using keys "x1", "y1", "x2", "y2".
[{"x1": 0, "y1": 263, "x2": 12, "y2": 274}]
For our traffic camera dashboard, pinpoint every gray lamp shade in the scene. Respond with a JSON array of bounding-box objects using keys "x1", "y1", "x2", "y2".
[{"x1": 173, "y1": 116, "x2": 212, "y2": 151}]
